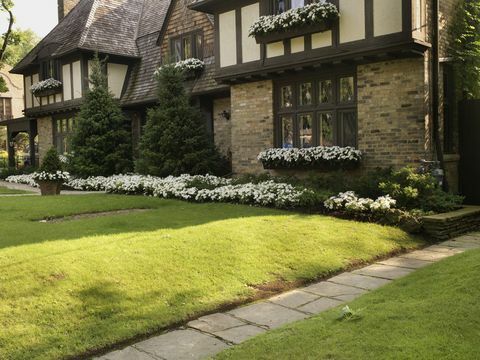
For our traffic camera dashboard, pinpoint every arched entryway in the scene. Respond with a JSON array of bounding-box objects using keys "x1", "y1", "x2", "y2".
[{"x1": 0, "y1": 117, "x2": 38, "y2": 168}]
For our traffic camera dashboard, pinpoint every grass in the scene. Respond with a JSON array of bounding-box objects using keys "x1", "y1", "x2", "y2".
[
  {"x1": 0, "y1": 194, "x2": 422, "y2": 359},
  {"x1": 216, "y1": 248, "x2": 480, "y2": 360},
  {"x1": 0, "y1": 185, "x2": 34, "y2": 194}
]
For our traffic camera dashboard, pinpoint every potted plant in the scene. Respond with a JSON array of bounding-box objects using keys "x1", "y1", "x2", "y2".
[{"x1": 32, "y1": 148, "x2": 70, "y2": 196}]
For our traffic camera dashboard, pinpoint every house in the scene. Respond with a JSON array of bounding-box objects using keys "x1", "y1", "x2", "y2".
[
  {"x1": 7, "y1": 0, "x2": 462, "y2": 191},
  {"x1": 189, "y1": 0, "x2": 461, "y2": 191},
  {"x1": 0, "y1": 64, "x2": 32, "y2": 166},
  {"x1": 6, "y1": 0, "x2": 228, "y2": 166}
]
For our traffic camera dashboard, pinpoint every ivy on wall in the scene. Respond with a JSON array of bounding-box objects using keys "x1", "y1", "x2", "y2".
[{"x1": 450, "y1": 0, "x2": 480, "y2": 99}]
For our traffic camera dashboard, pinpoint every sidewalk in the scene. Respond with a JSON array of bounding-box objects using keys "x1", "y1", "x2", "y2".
[{"x1": 96, "y1": 232, "x2": 480, "y2": 360}]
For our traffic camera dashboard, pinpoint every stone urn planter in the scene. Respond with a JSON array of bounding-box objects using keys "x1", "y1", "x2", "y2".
[{"x1": 37, "y1": 180, "x2": 63, "y2": 196}]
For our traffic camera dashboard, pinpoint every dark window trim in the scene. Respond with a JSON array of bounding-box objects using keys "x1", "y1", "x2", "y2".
[
  {"x1": 274, "y1": 70, "x2": 357, "y2": 148},
  {"x1": 170, "y1": 30, "x2": 205, "y2": 62}
]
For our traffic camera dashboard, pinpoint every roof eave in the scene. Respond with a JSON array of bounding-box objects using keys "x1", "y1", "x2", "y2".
[{"x1": 188, "y1": 0, "x2": 221, "y2": 13}]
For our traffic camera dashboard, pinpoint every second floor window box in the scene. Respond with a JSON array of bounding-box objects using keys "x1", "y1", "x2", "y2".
[
  {"x1": 249, "y1": 1, "x2": 339, "y2": 44},
  {"x1": 30, "y1": 78, "x2": 63, "y2": 97},
  {"x1": 156, "y1": 58, "x2": 206, "y2": 79}
]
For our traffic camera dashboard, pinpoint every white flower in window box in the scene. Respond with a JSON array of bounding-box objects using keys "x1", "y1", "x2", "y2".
[
  {"x1": 30, "y1": 78, "x2": 63, "y2": 97},
  {"x1": 155, "y1": 58, "x2": 205, "y2": 79}
]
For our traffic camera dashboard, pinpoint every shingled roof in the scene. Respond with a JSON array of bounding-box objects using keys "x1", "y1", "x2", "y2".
[{"x1": 12, "y1": 0, "x2": 172, "y2": 73}]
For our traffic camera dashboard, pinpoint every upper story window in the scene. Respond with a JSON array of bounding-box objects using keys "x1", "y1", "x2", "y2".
[
  {"x1": 0, "y1": 97, "x2": 12, "y2": 121},
  {"x1": 271, "y1": 0, "x2": 312, "y2": 14},
  {"x1": 40, "y1": 59, "x2": 60, "y2": 81},
  {"x1": 171, "y1": 32, "x2": 204, "y2": 62},
  {"x1": 275, "y1": 72, "x2": 357, "y2": 149}
]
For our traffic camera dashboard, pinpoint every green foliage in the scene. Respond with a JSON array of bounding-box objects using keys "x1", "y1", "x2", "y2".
[
  {"x1": 379, "y1": 167, "x2": 463, "y2": 213},
  {"x1": 0, "y1": 165, "x2": 36, "y2": 179},
  {"x1": 0, "y1": 76, "x2": 7, "y2": 92},
  {"x1": 450, "y1": 0, "x2": 480, "y2": 98},
  {"x1": 39, "y1": 147, "x2": 63, "y2": 173},
  {"x1": 136, "y1": 65, "x2": 229, "y2": 177},
  {"x1": 2, "y1": 29, "x2": 40, "y2": 67},
  {"x1": 68, "y1": 55, "x2": 133, "y2": 177}
]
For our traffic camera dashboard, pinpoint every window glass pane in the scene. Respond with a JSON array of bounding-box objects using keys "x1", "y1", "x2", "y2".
[
  {"x1": 319, "y1": 80, "x2": 332, "y2": 104},
  {"x1": 274, "y1": 0, "x2": 286, "y2": 13},
  {"x1": 341, "y1": 111, "x2": 357, "y2": 147},
  {"x1": 299, "y1": 114, "x2": 313, "y2": 148},
  {"x1": 174, "y1": 39, "x2": 182, "y2": 62},
  {"x1": 299, "y1": 82, "x2": 313, "y2": 106},
  {"x1": 319, "y1": 113, "x2": 334, "y2": 146},
  {"x1": 62, "y1": 119, "x2": 68, "y2": 133},
  {"x1": 291, "y1": 0, "x2": 305, "y2": 9},
  {"x1": 281, "y1": 116, "x2": 294, "y2": 148},
  {"x1": 4, "y1": 98, "x2": 12, "y2": 117},
  {"x1": 56, "y1": 120, "x2": 61, "y2": 133},
  {"x1": 196, "y1": 34, "x2": 203, "y2": 59},
  {"x1": 280, "y1": 86, "x2": 293, "y2": 108},
  {"x1": 183, "y1": 37, "x2": 192, "y2": 59},
  {"x1": 340, "y1": 76, "x2": 355, "y2": 102}
]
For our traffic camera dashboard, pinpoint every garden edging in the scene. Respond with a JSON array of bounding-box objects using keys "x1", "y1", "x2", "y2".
[{"x1": 423, "y1": 206, "x2": 480, "y2": 240}]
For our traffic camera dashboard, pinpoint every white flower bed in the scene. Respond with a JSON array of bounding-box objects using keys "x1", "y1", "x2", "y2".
[
  {"x1": 249, "y1": 1, "x2": 339, "y2": 37},
  {"x1": 32, "y1": 171, "x2": 70, "y2": 182},
  {"x1": 324, "y1": 191, "x2": 396, "y2": 214},
  {"x1": 155, "y1": 58, "x2": 205, "y2": 76},
  {"x1": 258, "y1": 146, "x2": 362, "y2": 169},
  {"x1": 30, "y1": 78, "x2": 62, "y2": 96},
  {"x1": 7, "y1": 173, "x2": 311, "y2": 208},
  {"x1": 5, "y1": 174, "x2": 38, "y2": 187}
]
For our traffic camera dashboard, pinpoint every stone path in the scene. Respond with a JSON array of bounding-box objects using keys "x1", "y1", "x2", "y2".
[
  {"x1": 0, "y1": 180, "x2": 99, "y2": 196},
  {"x1": 96, "y1": 232, "x2": 480, "y2": 360}
]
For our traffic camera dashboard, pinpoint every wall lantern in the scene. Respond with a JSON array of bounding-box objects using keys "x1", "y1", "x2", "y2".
[{"x1": 219, "y1": 110, "x2": 231, "y2": 121}]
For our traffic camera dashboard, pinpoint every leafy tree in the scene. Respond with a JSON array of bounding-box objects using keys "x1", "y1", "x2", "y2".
[
  {"x1": 450, "y1": 0, "x2": 480, "y2": 99},
  {"x1": 0, "y1": 0, "x2": 15, "y2": 92},
  {"x1": 136, "y1": 65, "x2": 229, "y2": 177},
  {"x1": 68, "y1": 55, "x2": 133, "y2": 177},
  {"x1": 2, "y1": 29, "x2": 39, "y2": 67}
]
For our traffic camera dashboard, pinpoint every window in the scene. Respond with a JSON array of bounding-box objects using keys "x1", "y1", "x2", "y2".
[
  {"x1": 275, "y1": 73, "x2": 357, "y2": 148},
  {"x1": 271, "y1": 0, "x2": 310, "y2": 14},
  {"x1": 53, "y1": 116, "x2": 76, "y2": 154},
  {"x1": 171, "y1": 32, "x2": 204, "y2": 61},
  {"x1": 41, "y1": 59, "x2": 60, "y2": 80},
  {"x1": 0, "y1": 97, "x2": 12, "y2": 121}
]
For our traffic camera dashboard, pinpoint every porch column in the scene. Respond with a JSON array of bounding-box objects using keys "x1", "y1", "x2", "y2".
[
  {"x1": 6, "y1": 128, "x2": 15, "y2": 168},
  {"x1": 28, "y1": 120, "x2": 38, "y2": 167}
]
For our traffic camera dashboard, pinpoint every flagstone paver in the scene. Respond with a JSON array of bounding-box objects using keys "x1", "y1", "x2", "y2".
[{"x1": 98, "y1": 234, "x2": 480, "y2": 360}]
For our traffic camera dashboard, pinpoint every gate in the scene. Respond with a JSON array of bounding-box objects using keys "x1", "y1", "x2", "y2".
[{"x1": 459, "y1": 100, "x2": 480, "y2": 204}]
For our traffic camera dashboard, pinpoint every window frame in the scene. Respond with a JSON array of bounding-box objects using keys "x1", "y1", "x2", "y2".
[
  {"x1": 53, "y1": 115, "x2": 76, "y2": 155},
  {"x1": 40, "y1": 59, "x2": 61, "y2": 81},
  {"x1": 274, "y1": 71, "x2": 358, "y2": 149},
  {"x1": 270, "y1": 0, "x2": 312, "y2": 14},
  {"x1": 170, "y1": 31, "x2": 204, "y2": 62},
  {"x1": 0, "y1": 97, "x2": 12, "y2": 120}
]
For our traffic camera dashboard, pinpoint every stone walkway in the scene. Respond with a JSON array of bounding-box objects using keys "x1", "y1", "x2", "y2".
[
  {"x1": 0, "y1": 180, "x2": 99, "y2": 196},
  {"x1": 96, "y1": 232, "x2": 480, "y2": 360}
]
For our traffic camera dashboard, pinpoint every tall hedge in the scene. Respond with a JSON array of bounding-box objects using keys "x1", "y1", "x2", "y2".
[
  {"x1": 136, "y1": 65, "x2": 229, "y2": 177},
  {"x1": 68, "y1": 55, "x2": 133, "y2": 177}
]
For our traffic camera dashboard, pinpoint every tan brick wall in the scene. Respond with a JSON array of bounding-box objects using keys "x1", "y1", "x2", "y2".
[
  {"x1": 159, "y1": 0, "x2": 215, "y2": 61},
  {"x1": 213, "y1": 97, "x2": 232, "y2": 158},
  {"x1": 231, "y1": 80, "x2": 274, "y2": 174},
  {"x1": 37, "y1": 117, "x2": 53, "y2": 164},
  {"x1": 357, "y1": 58, "x2": 430, "y2": 169}
]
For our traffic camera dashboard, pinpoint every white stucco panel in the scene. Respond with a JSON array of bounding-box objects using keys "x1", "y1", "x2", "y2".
[
  {"x1": 24, "y1": 76, "x2": 32, "y2": 109},
  {"x1": 312, "y1": 31, "x2": 333, "y2": 49},
  {"x1": 339, "y1": 0, "x2": 365, "y2": 43},
  {"x1": 72, "y1": 61, "x2": 82, "y2": 99},
  {"x1": 219, "y1": 10, "x2": 237, "y2": 67},
  {"x1": 374, "y1": 0, "x2": 402, "y2": 36},
  {"x1": 107, "y1": 63, "x2": 128, "y2": 99},
  {"x1": 267, "y1": 41, "x2": 285, "y2": 58},
  {"x1": 62, "y1": 64, "x2": 72, "y2": 101},
  {"x1": 32, "y1": 74, "x2": 40, "y2": 107},
  {"x1": 241, "y1": 3, "x2": 261, "y2": 63}
]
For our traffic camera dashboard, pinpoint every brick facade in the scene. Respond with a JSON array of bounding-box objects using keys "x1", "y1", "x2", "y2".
[
  {"x1": 37, "y1": 117, "x2": 53, "y2": 163},
  {"x1": 213, "y1": 97, "x2": 232, "y2": 158},
  {"x1": 357, "y1": 58, "x2": 430, "y2": 169},
  {"x1": 231, "y1": 81, "x2": 274, "y2": 174}
]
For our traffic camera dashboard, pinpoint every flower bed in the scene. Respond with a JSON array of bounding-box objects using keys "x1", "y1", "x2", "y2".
[
  {"x1": 30, "y1": 78, "x2": 63, "y2": 97},
  {"x1": 155, "y1": 58, "x2": 205, "y2": 78},
  {"x1": 258, "y1": 146, "x2": 362, "y2": 170},
  {"x1": 7, "y1": 174, "x2": 313, "y2": 209},
  {"x1": 249, "y1": 2, "x2": 339, "y2": 44}
]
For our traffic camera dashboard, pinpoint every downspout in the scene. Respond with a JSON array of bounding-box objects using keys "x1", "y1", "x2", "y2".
[{"x1": 431, "y1": 0, "x2": 448, "y2": 190}]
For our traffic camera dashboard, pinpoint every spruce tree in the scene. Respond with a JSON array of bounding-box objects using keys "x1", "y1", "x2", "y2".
[
  {"x1": 68, "y1": 55, "x2": 133, "y2": 177},
  {"x1": 136, "y1": 65, "x2": 229, "y2": 177}
]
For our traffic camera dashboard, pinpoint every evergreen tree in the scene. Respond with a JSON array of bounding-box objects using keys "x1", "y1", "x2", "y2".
[
  {"x1": 68, "y1": 55, "x2": 133, "y2": 177},
  {"x1": 136, "y1": 65, "x2": 229, "y2": 177}
]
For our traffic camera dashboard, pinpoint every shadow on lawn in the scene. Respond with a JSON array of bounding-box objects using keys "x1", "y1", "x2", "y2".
[{"x1": 0, "y1": 194, "x2": 287, "y2": 251}]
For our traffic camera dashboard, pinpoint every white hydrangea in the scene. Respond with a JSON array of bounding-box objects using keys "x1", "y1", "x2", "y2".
[
  {"x1": 324, "y1": 191, "x2": 396, "y2": 214},
  {"x1": 249, "y1": 1, "x2": 339, "y2": 37},
  {"x1": 30, "y1": 78, "x2": 62, "y2": 95},
  {"x1": 258, "y1": 146, "x2": 362, "y2": 168}
]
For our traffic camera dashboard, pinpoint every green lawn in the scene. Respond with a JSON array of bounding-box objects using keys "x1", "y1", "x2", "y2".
[
  {"x1": 0, "y1": 195, "x2": 422, "y2": 360},
  {"x1": 0, "y1": 185, "x2": 34, "y2": 194},
  {"x1": 217, "y1": 248, "x2": 480, "y2": 360}
]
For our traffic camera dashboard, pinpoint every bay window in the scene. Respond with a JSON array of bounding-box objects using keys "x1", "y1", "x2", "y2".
[{"x1": 275, "y1": 73, "x2": 357, "y2": 148}]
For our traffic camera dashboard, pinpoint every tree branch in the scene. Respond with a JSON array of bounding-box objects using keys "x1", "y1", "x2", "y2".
[{"x1": 0, "y1": 0, "x2": 14, "y2": 63}]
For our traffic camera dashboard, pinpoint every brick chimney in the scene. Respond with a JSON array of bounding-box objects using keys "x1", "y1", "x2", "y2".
[{"x1": 58, "y1": 0, "x2": 81, "y2": 22}]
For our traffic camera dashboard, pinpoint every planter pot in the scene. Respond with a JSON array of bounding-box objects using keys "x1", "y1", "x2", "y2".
[
  {"x1": 37, "y1": 180, "x2": 63, "y2": 196},
  {"x1": 32, "y1": 87, "x2": 63, "y2": 98},
  {"x1": 255, "y1": 21, "x2": 333, "y2": 44}
]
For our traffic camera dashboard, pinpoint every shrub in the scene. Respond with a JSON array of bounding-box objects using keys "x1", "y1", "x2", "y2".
[
  {"x1": 136, "y1": 65, "x2": 229, "y2": 177},
  {"x1": 68, "y1": 54, "x2": 133, "y2": 177},
  {"x1": 39, "y1": 148, "x2": 63, "y2": 173}
]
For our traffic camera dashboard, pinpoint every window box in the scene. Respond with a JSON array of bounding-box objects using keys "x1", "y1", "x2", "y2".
[
  {"x1": 250, "y1": 2, "x2": 339, "y2": 44},
  {"x1": 155, "y1": 58, "x2": 205, "y2": 79},
  {"x1": 258, "y1": 146, "x2": 362, "y2": 170},
  {"x1": 30, "y1": 78, "x2": 63, "y2": 97}
]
